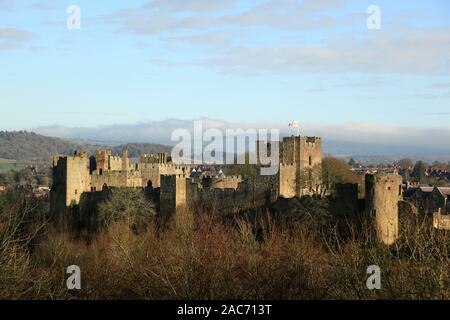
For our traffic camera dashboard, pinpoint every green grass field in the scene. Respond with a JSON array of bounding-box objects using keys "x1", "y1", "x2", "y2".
[{"x1": 0, "y1": 158, "x2": 27, "y2": 174}]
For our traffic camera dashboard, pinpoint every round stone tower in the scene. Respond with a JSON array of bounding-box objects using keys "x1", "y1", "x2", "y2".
[{"x1": 365, "y1": 173, "x2": 403, "y2": 245}]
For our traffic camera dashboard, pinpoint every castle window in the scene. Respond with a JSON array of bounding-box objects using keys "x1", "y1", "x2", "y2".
[
  {"x1": 75, "y1": 189, "x2": 78, "y2": 195},
  {"x1": 309, "y1": 156, "x2": 312, "y2": 166},
  {"x1": 399, "y1": 185, "x2": 402, "y2": 196}
]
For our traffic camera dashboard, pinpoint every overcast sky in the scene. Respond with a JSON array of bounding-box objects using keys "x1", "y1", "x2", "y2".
[{"x1": 1, "y1": 0, "x2": 449, "y2": 146}]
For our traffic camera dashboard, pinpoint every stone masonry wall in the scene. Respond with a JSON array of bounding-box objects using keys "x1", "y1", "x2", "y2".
[{"x1": 365, "y1": 173, "x2": 403, "y2": 245}]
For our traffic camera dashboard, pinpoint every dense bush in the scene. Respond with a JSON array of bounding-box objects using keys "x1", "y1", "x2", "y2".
[{"x1": 0, "y1": 190, "x2": 448, "y2": 300}]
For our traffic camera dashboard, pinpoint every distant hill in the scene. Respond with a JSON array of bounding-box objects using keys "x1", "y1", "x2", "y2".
[
  {"x1": 0, "y1": 131, "x2": 84, "y2": 162},
  {"x1": 0, "y1": 131, "x2": 171, "y2": 163}
]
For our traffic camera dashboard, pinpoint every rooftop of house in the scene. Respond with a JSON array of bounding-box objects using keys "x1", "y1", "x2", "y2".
[
  {"x1": 436, "y1": 187, "x2": 450, "y2": 196},
  {"x1": 419, "y1": 186, "x2": 434, "y2": 193}
]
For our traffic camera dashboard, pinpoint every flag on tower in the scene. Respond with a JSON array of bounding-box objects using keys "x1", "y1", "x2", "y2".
[{"x1": 288, "y1": 121, "x2": 299, "y2": 128}]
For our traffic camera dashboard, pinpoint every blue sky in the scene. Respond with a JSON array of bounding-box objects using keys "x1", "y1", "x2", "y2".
[{"x1": 1, "y1": 0, "x2": 450, "y2": 135}]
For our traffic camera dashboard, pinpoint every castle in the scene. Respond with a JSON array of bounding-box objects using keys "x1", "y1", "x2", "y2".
[
  {"x1": 51, "y1": 135, "x2": 322, "y2": 216},
  {"x1": 50, "y1": 134, "x2": 449, "y2": 246}
]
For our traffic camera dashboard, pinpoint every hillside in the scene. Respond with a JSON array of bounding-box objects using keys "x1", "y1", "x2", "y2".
[
  {"x1": 0, "y1": 131, "x2": 84, "y2": 162},
  {"x1": 0, "y1": 131, "x2": 171, "y2": 163}
]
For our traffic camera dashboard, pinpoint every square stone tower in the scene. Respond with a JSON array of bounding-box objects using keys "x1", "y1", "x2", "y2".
[
  {"x1": 51, "y1": 151, "x2": 91, "y2": 215},
  {"x1": 279, "y1": 136, "x2": 322, "y2": 198}
]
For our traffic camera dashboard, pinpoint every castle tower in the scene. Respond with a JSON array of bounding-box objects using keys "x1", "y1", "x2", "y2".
[
  {"x1": 279, "y1": 136, "x2": 322, "y2": 198},
  {"x1": 50, "y1": 151, "x2": 91, "y2": 215},
  {"x1": 365, "y1": 173, "x2": 403, "y2": 245},
  {"x1": 95, "y1": 150, "x2": 112, "y2": 172},
  {"x1": 122, "y1": 149, "x2": 129, "y2": 172},
  {"x1": 160, "y1": 174, "x2": 188, "y2": 216}
]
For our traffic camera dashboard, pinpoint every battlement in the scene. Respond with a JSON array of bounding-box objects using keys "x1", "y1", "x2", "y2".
[
  {"x1": 138, "y1": 162, "x2": 187, "y2": 170},
  {"x1": 302, "y1": 136, "x2": 321, "y2": 147},
  {"x1": 73, "y1": 150, "x2": 89, "y2": 158},
  {"x1": 140, "y1": 152, "x2": 169, "y2": 164}
]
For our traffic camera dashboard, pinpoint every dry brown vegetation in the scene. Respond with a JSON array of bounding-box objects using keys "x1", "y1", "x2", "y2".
[{"x1": 0, "y1": 190, "x2": 449, "y2": 300}]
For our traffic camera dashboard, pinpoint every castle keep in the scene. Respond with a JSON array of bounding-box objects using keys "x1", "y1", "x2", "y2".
[{"x1": 279, "y1": 136, "x2": 322, "y2": 198}]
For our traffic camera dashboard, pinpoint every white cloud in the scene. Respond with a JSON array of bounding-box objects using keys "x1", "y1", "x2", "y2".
[
  {"x1": 143, "y1": 0, "x2": 238, "y2": 13},
  {"x1": 34, "y1": 118, "x2": 450, "y2": 153},
  {"x1": 98, "y1": 1, "x2": 450, "y2": 76},
  {"x1": 0, "y1": 27, "x2": 36, "y2": 50},
  {"x1": 201, "y1": 25, "x2": 450, "y2": 75}
]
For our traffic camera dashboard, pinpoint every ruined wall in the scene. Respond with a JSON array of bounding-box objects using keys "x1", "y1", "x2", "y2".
[
  {"x1": 207, "y1": 175, "x2": 243, "y2": 190},
  {"x1": 160, "y1": 171, "x2": 278, "y2": 217},
  {"x1": 90, "y1": 171, "x2": 143, "y2": 190},
  {"x1": 139, "y1": 163, "x2": 188, "y2": 188},
  {"x1": 95, "y1": 150, "x2": 122, "y2": 172},
  {"x1": 185, "y1": 174, "x2": 278, "y2": 215},
  {"x1": 365, "y1": 173, "x2": 403, "y2": 245}
]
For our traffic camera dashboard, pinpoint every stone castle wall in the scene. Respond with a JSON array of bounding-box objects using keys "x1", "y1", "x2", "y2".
[
  {"x1": 51, "y1": 150, "x2": 189, "y2": 216},
  {"x1": 95, "y1": 150, "x2": 123, "y2": 172},
  {"x1": 160, "y1": 173, "x2": 279, "y2": 216}
]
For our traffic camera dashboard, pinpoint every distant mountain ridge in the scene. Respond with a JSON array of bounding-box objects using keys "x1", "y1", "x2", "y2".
[
  {"x1": 1, "y1": 130, "x2": 449, "y2": 165},
  {"x1": 34, "y1": 118, "x2": 450, "y2": 163},
  {"x1": 0, "y1": 131, "x2": 171, "y2": 162}
]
